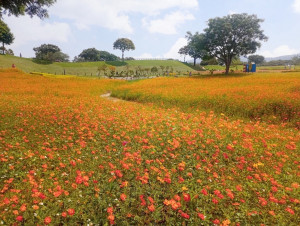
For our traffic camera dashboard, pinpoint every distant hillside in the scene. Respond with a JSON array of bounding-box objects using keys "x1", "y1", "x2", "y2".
[
  {"x1": 0, "y1": 55, "x2": 195, "y2": 76},
  {"x1": 265, "y1": 53, "x2": 300, "y2": 62}
]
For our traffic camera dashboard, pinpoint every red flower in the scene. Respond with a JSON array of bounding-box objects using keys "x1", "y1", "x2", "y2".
[
  {"x1": 183, "y1": 193, "x2": 191, "y2": 202},
  {"x1": 213, "y1": 219, "x2": 220, "y2": 225},
  {"x1": 107, "y1": 207, "x2": 113, "y2": 214},
  {"x1": 174, "y1": 194, "x2": 181, "y2": 201},
  {"x1": 198, "y1": 213, "x2": 205, "y2": 220},
  {"x1": 75, "y1": 176, "x2": 83, "y2": 184},
  {"x1": 180, "y1": 211, "x2": 190, "y2": 219},
  {"x1": 62, "y1": 212, "x2": 67, "y2": 217},
  {"x1": 120, "y1": 193, "x2": 126, "y2": 201},
  {"x1": 139, "y1": 195, "x2": 146, "y2": 206},
  {"x1": 286, "y1": 207, "x2": 295, "y2": 215},
  {"x1": 44, "y1": 216, "x2": 51, "y2": 225},
  {"x1": 67, "y1": 208, "x2": 75, "y2": 216},
  {"x1": 212, "y1": 198, "x2": 219, "y2": 204},
  {"x1": 201, "y1": 188, "x2": 208, "y2": 195},
  {"x1": 148, "y1": 196, "x2": 155, "y2": 204},
  {"x1": 16, "y1": 216, "x2": 23, "y2": 222}
]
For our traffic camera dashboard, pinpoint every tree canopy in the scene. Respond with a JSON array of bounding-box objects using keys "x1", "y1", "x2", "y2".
[
  {"x1": 99, "y1": 50, "x2": 119, "y2": 61},
  {"x1": 33, "y1": 44, "x2": 69, "y2": 62},
  {"x1": 178, "y1": 45, "x2": 189, "y2": 62},
  {"x1": 77, "y1": 48, "x2": 101, "y2": 62},
  {"x1": 0, "y1": 0, "x2": 56, "y2": 18},
  {"x1": 248, "y1": 54, "x2": 265, "y2": 64},
  {"x1": 113, "y1": 38, "x2": 135, "y2": 61},
  {"x1": 204, "y1": 13, "x2": 268, "y2": 74},
  {"x1": 185, "y1": 32, "x2": 207, "y2": 66},
  {"x1": 0, "y1": 20, "x2": 14, "y2": 54}
]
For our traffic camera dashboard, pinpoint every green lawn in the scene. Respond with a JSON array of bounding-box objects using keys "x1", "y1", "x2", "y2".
[{"x1": 0, "y1": 55, "x2": 194, "y2": 76}]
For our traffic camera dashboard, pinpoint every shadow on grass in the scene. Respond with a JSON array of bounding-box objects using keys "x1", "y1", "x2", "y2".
[
  {"x1": 32, "y1": 58, "x2": 53, "y2": 65},
  {"x1": 106, "y1": 61, "x2": 128, "y2": 66},
  {"x1": 183, "y1": 62, "x2": 206, "y2": 71},
  {"x1": 191, "y1": 72, "x2": 252, "y2": 79}
]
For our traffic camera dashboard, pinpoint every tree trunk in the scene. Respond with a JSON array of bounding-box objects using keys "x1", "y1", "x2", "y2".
[
  {"x1": 193, "y1": 57, "x2": 196, "y2": 66},
  {"x1": 225, "y1": 63, "x2": 230, "y2": 74},
  {"x1": 225, "y1": 58, "x2": 232, "y2": 74},
  {"x1": 2, "y1": 42, "x2": 4, "y2": 54},
  {"x1": 122, "y1": 50, "x2": 124, "y2": 61}
]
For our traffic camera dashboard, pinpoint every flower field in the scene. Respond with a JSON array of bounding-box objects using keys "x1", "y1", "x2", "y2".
[
  {"x1": 112, "y1": 73, "x2": 300, "y2": 128},
  {"x1": 0, "y1": 69, "x2": 299, "y2": 225}
]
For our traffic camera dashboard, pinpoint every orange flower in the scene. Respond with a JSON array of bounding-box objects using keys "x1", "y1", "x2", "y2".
[
  {"x1": 148, "y1": 204, "x2": 155, "y2": 212},
  {"x1": 20, "y1": 204, "x2": 26, "y2": 212},
  {"x1": 120, "y1": 193, "x2": 127, "y2": 201},
  {"x1": 269, "y1": 211, "x2": 275, "y2": 216}
]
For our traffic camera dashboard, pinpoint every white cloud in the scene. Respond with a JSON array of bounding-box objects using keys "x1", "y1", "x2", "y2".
[
  {"x1": 135, "y1": 53, "x2": 162, "y2": 59},
  {"x1": 163, "y1": 38, "x2": 188, "y2": 59},
  {"x1": 259, "y1": 45, "x2": 300, "y2": 58},
  {"x1": 4, "y1": 15, "x2": 71, "y2": 47},
  {"x1": 50, "y1": 0, "x2": 198, "y2": 33},
  {"x1": 143, "y1": 11, "x2": 195, "y2": 35},
  {"x1": 293, "y1": 0, "x2": 300, "y2": 13},
  {"x1": 229, "y1": 10, "x2": 238, "y2": 15}
]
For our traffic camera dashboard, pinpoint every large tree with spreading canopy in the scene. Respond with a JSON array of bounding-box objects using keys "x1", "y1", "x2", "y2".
[
  {"x1": 0, "y1": 20, "x2": 14, "y2": 54},
  {"x1": 0, "y1": 0, "x2": 56, "y2": 18},
  {"x1": 204, "y1": 13, "x2": 268, "y2": 74},
  {"x1": 113, "y1": 38, "x2": 135, "y2": 61}
]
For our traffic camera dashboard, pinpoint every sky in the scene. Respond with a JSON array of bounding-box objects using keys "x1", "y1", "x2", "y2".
[{"x1": 3, "y1": 0, "x2": 300, "y2": 61}]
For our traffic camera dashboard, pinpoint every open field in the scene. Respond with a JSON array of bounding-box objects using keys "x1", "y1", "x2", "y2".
[
  {"x1": 112, "y1": 72, "x2": 300, "y2": 128},
  {"x1": 0, "y1": 55, "x2": 194, "y2": 76},
  {"x1": 0, "y1": 69, "x2": 299, "y2": 225}
]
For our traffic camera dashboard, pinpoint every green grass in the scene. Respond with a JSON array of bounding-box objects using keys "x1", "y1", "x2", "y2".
[{"x1": 0, "y1": 55, "x2": 194, "y2": 76}]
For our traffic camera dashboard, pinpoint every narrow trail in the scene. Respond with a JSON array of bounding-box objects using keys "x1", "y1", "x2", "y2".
[{"x1": 100, "y1": 92, "x2": 125, "y2": 102}]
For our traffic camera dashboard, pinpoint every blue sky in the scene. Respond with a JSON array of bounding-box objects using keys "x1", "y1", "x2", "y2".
[{"x1": 3, "y1": 0, "x2": 300, "y2": 61}]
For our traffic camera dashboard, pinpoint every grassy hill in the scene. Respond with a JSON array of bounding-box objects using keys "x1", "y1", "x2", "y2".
[{"x1": 0, "y1": 55, "x2": 194, "y2": 76}]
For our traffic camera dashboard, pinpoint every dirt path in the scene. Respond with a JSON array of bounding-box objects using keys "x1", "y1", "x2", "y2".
[{"x1": 100, "y1": 92, "x2": 124, "y2": 102}]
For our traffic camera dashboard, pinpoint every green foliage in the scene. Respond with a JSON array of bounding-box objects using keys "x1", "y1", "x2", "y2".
[
  {"x1": 77, "y1": 48, "x2": 101, "y2": 62},
  {"x1": 99, "y1": 51, "x2": 120, "y2": 61},
  {"x1": 184, "y1": 32, "x2": 207, "y2": 66},
  {"x1": 0, "y1": 0, "x2": 56, "y2": 18},
  {"x1": 200, "y1": 57, "x2": 218, "y2": 66},
  {"x1": 204, "y1": 13, "x2": 268, "y2": 74},
  {"x1": 0, "y1": 20, "x2": 14, "y2": 54},
  {"x1": 33, "y1": 44, "x2": 69, "y2": 63},
  {"x1": 0, "y1": 55, "x2": 195, "y2": 76},
  {"x1": 248, "y1": 55, "x2": 265, "y2": 64},
  {"x1": 113, "y1": 38, "x2": 135, "y2": 61}
]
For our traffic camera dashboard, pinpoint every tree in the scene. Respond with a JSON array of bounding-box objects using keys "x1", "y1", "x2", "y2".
[
  {"x1": 200, "y1": 56, "x2": 218, "y2": 66},
  {"x1": 0, "y1": 20, "x2": 14, "y2": 54},
  {"x1": 113, "y1": 38, "x2": 135, "y2": 61},
  {"x1": 33, "y1": 44, "x2": 69, "y2": 62},
  {"x1": 292, "y1": 56, "x2": 300, "y2": 65},
  {"x1": 99, "y1": 51, "x2": 119, "y2": 61},
  {"x1": 178, "y1": 45, "x2": 189, "y2": 62},
  {"x1": 0, "y1": 0, "x2": 56, "y2": 19},
  {"x1": 77, "y1": 48, "x2": 101, "y2": 62},
  {"x1": 97, "y1": 64, "x2": 108, "y2": 76},
  {"x1": 204, "y1": 13, "x2": 268, "y2": 74},
  {"x1": 248, "y1": 55, "x2": 265, "y2": 64},
  {"x1": 185, "y1": 32, "x2": 207, "y2": 66}
]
